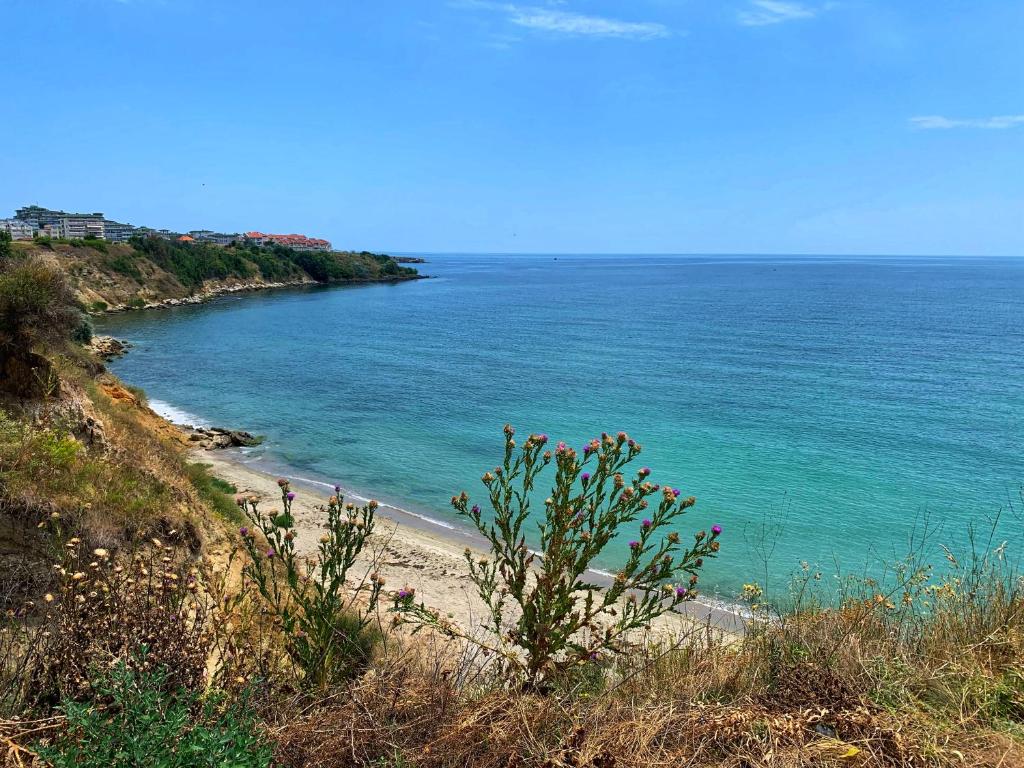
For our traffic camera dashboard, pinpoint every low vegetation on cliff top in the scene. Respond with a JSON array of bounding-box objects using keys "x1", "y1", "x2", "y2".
[
  {"x1": 1, "y1": 244, "x2": 1022, "y2": 767},
  {"x1": 15, "y1": 233, "x2": 418, "y2": 311}
]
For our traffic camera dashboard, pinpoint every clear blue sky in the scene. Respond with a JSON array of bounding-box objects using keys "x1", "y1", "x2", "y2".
[{"x1": 2, "y1": 1, "x2": 1022, "y2": 255}]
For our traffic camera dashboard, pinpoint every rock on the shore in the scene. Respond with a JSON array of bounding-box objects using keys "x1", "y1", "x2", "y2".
[
  {"x1": 101, "y1": 278, "x2": 317, "y2": 313},
  {"x1": 186, "y1": 426, "x2": 264, "y2": 450},
  {"x1": 89, "y1": 335, "x2": 132, "y2": 360}
]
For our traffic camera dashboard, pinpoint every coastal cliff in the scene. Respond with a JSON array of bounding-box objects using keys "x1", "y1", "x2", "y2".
[{"x1": 11, "y1": 237, "x2": 421, "y2": 313}]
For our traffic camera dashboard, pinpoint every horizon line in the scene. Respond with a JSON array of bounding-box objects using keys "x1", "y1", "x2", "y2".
[{"x1": 388, "y1": 250, "x2": 1023, "y2": 259}]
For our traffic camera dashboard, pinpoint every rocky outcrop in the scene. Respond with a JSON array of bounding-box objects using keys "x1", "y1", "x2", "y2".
[
  {"x1": 102, "y1": 277, "x2": 318, "y2": 313},
  {"x1": 184, "y1": 426, "x2": 264, "y2": 450},
  {"x1": 88, "y1": 335, "x2": 132, "y2": 360}
]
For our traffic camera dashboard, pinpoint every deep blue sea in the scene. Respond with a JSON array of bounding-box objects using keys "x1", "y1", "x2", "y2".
[{"x1": 98, "y1": 254, "x2": 1024, "y2": 599}]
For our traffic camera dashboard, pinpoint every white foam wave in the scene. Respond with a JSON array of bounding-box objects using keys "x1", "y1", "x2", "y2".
[
  {"x1": 280, "y1": 473, "x2": 458, "y2": 531},
  {"x1": 148, "y1": 399, "x2": 209, "y2": 428}
]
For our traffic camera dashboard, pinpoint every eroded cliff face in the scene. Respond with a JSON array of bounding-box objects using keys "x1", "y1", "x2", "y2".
[
  {"x1": 0, "y1": 353, "x2": 244, "y2": 660},
  {"x1": 35, "y1": 242, "x2": 315, "y2": 311},
  {"x1": 0, "y1": 358, "x2": 231, "y2": 574},
  {"x1": 16, "y1": 240, "x2": 420, "y2": 314}
]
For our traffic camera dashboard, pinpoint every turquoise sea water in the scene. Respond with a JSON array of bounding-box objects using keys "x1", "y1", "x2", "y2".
[{"x1": 98, "y1": 254, "x2": 1024, "y2": 598}]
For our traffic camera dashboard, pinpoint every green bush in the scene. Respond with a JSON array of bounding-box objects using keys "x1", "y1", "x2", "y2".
[
  {"x1": 185, "y1": 462, "x2": 242, "y2": 525},
  {"x1": 72, "y1": 314, "x2": 94, "y2": 344},
  {"x1": 0, "y1": 257, "x2": 83, "y2": 353},
  {"x1": 40, "y1": 431, "x2": 82, "y2": 468},
  {"x1": 79, "y1": 237, "x2": 108, "y2": 253},
  {"x1": 396, "y1": 426, "x2": 724, "y2": 690},
  {"x1": 128, "y1": 236, "x2": 255, "y2": 289},
  {"x1": 36, "y1": 661, "x2": 273, "y2": 768},
  {"x1": 105, "y1": 252, "x2": 143, "y2": 281},
  {"x1": 237, "y1": 482, "x2": 383, "y2": 690}
]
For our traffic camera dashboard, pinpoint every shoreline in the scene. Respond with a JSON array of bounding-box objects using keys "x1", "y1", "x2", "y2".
[
  {"x1": 179, "y1": 435, "x2": 748, "y2": 637},
  {"x1": 91, "y1": 273, "x2": 427, "y2": 315}
]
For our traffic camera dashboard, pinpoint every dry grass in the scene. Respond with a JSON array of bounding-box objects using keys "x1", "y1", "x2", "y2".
[
  {"x1": 270, "y1": 607, "x2": 1023, "y2": 768},
  {"x1": 266, "y1": 524, "x2": 1024, "y2": 768}
]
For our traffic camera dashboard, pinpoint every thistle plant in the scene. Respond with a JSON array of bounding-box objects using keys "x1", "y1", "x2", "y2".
[
  {"x1": 395, "y1": 425, "x2": 723, "y2": 690},
  {"x1": 237, "y1": 480, "x2": 383, "y2": 690}
]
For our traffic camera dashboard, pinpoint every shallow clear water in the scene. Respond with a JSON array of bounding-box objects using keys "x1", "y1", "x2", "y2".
[{"x1": 99, "y1": 254, "x2": 1024, "y2": 598}]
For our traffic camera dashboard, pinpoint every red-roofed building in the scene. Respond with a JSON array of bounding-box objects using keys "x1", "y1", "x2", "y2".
[
  {"x1": 243, "y1": 231, "x2": 331, "y2": 251},
  {"x1": 178, "y1": 235, "x2": 194, "y2": 242}
]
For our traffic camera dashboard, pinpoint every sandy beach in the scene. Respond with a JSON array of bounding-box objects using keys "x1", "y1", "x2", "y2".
[{"x1": 194, "y1": 447, "x2": 747, "y2": 638}]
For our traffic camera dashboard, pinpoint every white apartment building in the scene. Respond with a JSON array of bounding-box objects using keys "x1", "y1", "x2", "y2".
[
  {"x1": 59, "y1": 215, "x2": 106, "y2": 240},
  {"x1": 0, "y1": 218, "x2": 35, "y2": 240}
]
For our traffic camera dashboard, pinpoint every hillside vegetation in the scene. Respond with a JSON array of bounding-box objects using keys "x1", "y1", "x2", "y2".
[{"x1": 14, "y1": 236, "x2": 419, "y2": 312}]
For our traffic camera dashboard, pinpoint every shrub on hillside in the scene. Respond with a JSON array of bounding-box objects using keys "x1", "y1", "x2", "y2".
[
  {"x1": 36, "y1": 660, "x2": 272, "y2": 768},
  {"x1": 30, "y1": 536, "x2": 211, "y2": 704},
  {"x1": 0, "y1": 252, "x2": 87, "y2": 396},
  {"x1": 128, "y1": 235, "x2": 256, "y2": 290},
  {"x1": 395, "y1": 425, "x2": 723, "y2": 690},
  {"x1": 236, "y1": 482, "x2": 384, "y2": 690},
  {"x1": 0, "y1": 405, "x2": 176, "y2": 534},
  {"x1": 0, "y1": 255, "x2": 83, "y2": 356}
]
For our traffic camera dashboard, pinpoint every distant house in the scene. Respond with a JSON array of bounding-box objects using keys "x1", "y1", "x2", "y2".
[
  {"x1": 243, "y1": 231, "x2": 331, "y2": 251},
  {"x1": 189, "y1": 230, "x2": 239, "y2": 246},
  {"x1": 15, "y1": 205, "x2": 67, "y2": 229},
  {"x1": 178, "y1": 235, "x2": 195, "y2": 243},
  {"x1": 59, "y1": 215, "x2": 106, "y2": 240},
  {"x1": 104, "y1": 220, "x2": 138, "y2": 242},
  {"x1": 0, "y1": 218, "x2": 35, "y2": 240},
  {"x1": 15, "y1": 206, "x2": 106, "y2": 240}
]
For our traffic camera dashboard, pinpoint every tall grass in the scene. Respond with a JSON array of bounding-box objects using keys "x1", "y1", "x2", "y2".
[{"x1": 185, "y1": 462, "x2": 242, "y2": 525}]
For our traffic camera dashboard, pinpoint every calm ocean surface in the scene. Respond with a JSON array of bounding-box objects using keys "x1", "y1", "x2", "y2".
[{"x1": 98, "y1": 254, "x2": 1024, "y2": 598}]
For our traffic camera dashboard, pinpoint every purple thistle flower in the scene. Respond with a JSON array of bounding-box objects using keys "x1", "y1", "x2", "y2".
[
  {"x1": 334, "y1": 484, "x2": 342, "y2": 493},
  {"x1": 538, "y1": 434, "x2": 548, "y2": 444},
  {"x1": 471, "y1": 504, "x2": 481, "y2": 515},
  {"x1": 639, "y1": 467, "x2": 651, "y2": 477},
  {"x1": 266, "y1": 548, "x2": 276, "y2": 559},
  {"x1": 629, "y1": 540, "x2": 640, "y2": 550},
  {"x1": 675, "y1": 586, "x2": 688, "y2": 599},
  {"x1": 239, "y1": 527, "x2": 248, "y2": 537},
  {"x1": 582, "y1": 444, "x2": 591, "y2": 455},
  {"x1": 641, "y1": 518, "x2": 652, "y2": 530},
  {"x1": 712, "y1": 524, "x2": 722, "y2": 536},
  {"x1": 581, "y1": 472, "x2": 591, "y2": 483},
  {"x1": 672, "y1": 488, "x2": 681, "y2": 498},
  {"x1": 287, "y1": 491, "x2": 296, "y2": 501}
]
